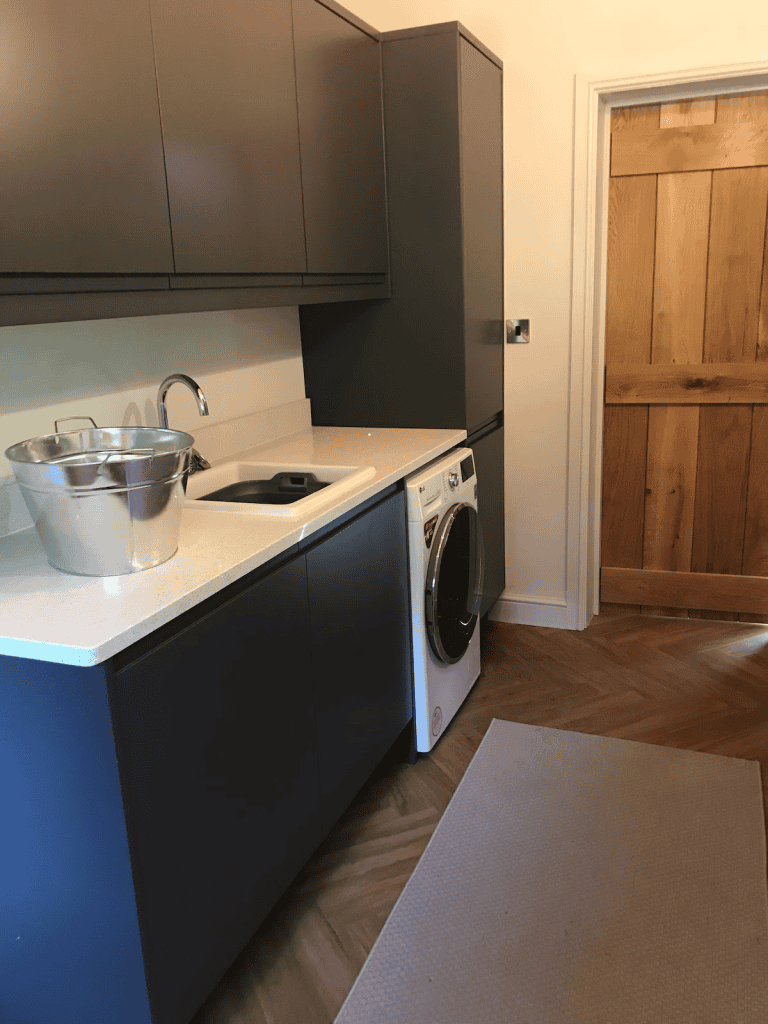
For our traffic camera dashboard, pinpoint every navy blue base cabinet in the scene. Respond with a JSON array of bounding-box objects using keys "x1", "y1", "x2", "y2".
[
  {"x1": 308, "y1": 488, "x2": 413, "y2": 836},
  {"x1": 0, "y1": 487, "x2": 412, "y2": 1024},
  {"x1": 0, "y1": 658, "x2": 153, "y2": 1024}
]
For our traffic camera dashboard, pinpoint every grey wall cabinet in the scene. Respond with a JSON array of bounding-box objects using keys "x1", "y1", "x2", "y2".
[
  {"x1": 149, "y1": 0, "x2": 306, "y2": 274},
  {"x1": 150, "y1": 0, "x2": 389, "y2": 276},
  {"x1": 0, "y1": 0, "x2": 173, "y2": 274},
  {"x1": 293, "y1": 0, "x2": 389, "y2": 274},
  {"x1": 0, "y1": 0, "x2": 391, "y2": 325},
  {"x1": 1, "y1": 487, "x2": 413, "y2": 1024},
  {"x1": 300, "y1": 22, "x2": 504, "y2": 435}
]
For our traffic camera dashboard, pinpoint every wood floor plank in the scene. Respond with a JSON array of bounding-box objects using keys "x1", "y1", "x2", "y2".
[{"x1": 192, "y1": 612, "x2": 768, "y2": 1024}]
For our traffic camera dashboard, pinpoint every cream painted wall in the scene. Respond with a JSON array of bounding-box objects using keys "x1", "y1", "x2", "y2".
[
  {"x1": 343, "y1": 0, "x2": 768, "y2": 614},
  {"x1": 0, "y1": 306, "x2": 305, "y2": 478}
]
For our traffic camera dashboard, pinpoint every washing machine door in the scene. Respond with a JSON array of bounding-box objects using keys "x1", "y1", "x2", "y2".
[{"x1": 425, "y1": 502, "x2": 484, "y2": 665}]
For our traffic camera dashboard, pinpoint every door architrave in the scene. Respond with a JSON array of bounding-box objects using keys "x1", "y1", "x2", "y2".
[{"x1": 570, "y1": 61, "x2": 768, "y2": 630}]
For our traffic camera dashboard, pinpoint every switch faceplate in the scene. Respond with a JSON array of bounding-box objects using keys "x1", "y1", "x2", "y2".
[{"x1": 506, "y1": 319, "x2": 530, "y2": 343}]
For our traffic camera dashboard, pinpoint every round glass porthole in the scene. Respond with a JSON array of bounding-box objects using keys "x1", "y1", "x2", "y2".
[{"x1": 425, "y1": 503, "x2": 484, "y2": 665}]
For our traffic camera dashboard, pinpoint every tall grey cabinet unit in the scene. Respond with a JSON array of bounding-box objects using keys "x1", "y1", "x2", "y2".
[{"x1": 300, "y1": 21, "x2": 505, "y2": 616}]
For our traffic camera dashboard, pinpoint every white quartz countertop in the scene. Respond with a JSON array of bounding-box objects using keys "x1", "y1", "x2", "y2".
[{"x1": 0, "y1": 424, "x2": 465, "y2": 666}]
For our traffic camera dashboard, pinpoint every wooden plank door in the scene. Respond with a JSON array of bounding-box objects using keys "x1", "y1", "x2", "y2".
[{"x1": 601, "y1": 92, "x2": 768, "y2": 621}]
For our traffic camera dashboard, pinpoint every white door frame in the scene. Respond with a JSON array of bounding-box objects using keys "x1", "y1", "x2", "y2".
[{"x1": 568, "y1": 59, "x2": 768, "y2": 631}]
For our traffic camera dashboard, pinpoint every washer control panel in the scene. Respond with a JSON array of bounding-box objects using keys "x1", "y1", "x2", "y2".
[
  {"x1": 418, "y1": 465, "x2": 457, "y2": 510},
  {"x1": 407, "y1": 447, "x2": 476, "y2": 522},
  {"x1": 418, "y1": 478, "x2": 443, "y2": 511}
]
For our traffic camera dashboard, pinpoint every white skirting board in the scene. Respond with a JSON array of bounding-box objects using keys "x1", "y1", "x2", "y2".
[{"x1": 487, "y1": 589, "x2": 570, "y2": 629}]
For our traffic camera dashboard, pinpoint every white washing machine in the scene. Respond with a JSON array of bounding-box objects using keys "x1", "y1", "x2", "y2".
[{"x1": 405, "y1": 448, "x2": 484, "y2": 752}]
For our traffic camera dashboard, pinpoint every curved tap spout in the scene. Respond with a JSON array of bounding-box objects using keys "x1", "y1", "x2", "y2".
[
  {"x1": 156, "y1": 374, "x2": 211, "y2": 473},
  {"x1": 157, "y1": 373, "x2": 209, "y2": 429}
]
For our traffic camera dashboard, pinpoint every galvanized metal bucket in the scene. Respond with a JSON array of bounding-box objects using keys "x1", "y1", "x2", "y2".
[{"x1": 5, "y1": 416, "x2": 195, "y2": 576}]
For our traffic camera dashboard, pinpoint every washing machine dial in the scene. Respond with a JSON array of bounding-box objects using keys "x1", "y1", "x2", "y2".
[{"x1": 448, "y1": 471, "x2": 459, "y2": 489}]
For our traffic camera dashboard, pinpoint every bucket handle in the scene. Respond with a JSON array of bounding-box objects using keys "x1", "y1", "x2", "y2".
[
  {"x1": 94, "y1": 448, "x2": 156, "y2": 479},
  {"x1": 54, "y1": 415, "x2": 98, "y2": 434},
  {"x1": 51, "y1": 415, "x2": 157, "y2": 476}
]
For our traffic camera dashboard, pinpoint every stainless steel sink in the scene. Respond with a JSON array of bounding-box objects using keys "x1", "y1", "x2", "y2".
[{"x1": 185, "y1": 461, "x2": 376, "y2": 516}]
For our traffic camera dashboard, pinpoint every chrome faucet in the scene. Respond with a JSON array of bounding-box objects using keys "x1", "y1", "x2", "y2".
[{"x1": 156, "y1": 373, "x2": 211, "y2": 473}]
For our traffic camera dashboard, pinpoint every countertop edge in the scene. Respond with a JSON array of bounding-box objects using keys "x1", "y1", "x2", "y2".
[{"x1": 1, "y1": 429, "x2": 466, "y2": 667}]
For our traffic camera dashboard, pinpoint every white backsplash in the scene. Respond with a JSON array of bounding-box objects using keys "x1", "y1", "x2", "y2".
[
  {"x1": 0, "y1": 306, "x2": 308, "y2": 538},
  {"x1": 184, "y1": 399, "x2": 312, "y2": 466}
]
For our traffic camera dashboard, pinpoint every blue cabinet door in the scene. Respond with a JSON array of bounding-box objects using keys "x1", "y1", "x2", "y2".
[
  {"x1": 307, "y1": 489, "x2": 413, "y2": 836},
  {"x1": 110, "y1": 554, "x2": 320, "y2": 1024},
  {"x1": 0, "y1": 657, "x2": 152, "y2": 1024}
]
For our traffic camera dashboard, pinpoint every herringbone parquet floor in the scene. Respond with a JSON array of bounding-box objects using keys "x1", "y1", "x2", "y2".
[{"x1": 192, "y1": 609, "x2": 768, "y2": 1024}]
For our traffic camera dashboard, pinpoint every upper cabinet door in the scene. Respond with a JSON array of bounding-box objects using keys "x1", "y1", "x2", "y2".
[
  {"x1": 292, "y1": 1, "x2": 388, "y2": 274},
  {"x1": 150, "y1": 0, "x2": 306, "y2": 274},
  {"x1": 460, "y1": 37, "x2": 504, "y2": 433},
  {"x1": 0, "y1": 0, "x2": 173, "y2": 273}
]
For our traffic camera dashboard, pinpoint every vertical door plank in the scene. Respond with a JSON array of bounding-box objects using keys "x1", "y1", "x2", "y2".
[
  {"x1": 602, "y1": 405, "x2": 649, "y2": 572},
  {"x1": 703, "y1": 167, "x2": 768, "y2": 364},
  {"x1": 650, "y1": 171, "x2": 711, "y2": 365},
  {"x1": 742, "y1": 406, "x2": 768, "y2": 572},
  {"x1": 602, "y1": 110, "x2": 657, "y2": 612},
  {"x1": 643, "y1": 406, "x2": 700, "y2": 613},
  {"x1": 601, "y1": 154, "x2": 656, "y2": 610},
  {"x1": 643, "y1": 104, "x2": 713, "y2": 617},
  {"x1": 741, "y1": 183, "x2": 768, "y2": 622},
  {"x1": 693, "y1": 105, "x2": 768, "y2": 618},
  {"x1": 690, "y1": 406, "x2": 753, "y2": 581},
  {"x1": 760, "y1": 206, "x2": 768, "y2": 362},
  {"x1": 604, "y1": 176, "x2": 658, "y2": 364}
]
